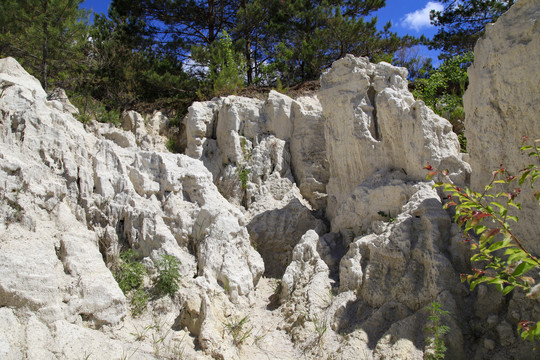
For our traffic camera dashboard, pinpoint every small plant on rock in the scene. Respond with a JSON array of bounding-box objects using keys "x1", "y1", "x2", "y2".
[
  {"x1": 224, "y1": 315, "x2": 253, "y2": 347},
  {"x1": 155, "y1": 254, "x2": 182, "y2": 297},
  {"x1": 131, "y1": 288, "x2": 150, "y2": 316},
  {"x1": 114, "y1": 250, "x2": 149, "y2": 316},
  {"x1": 236, "y1": 165, "x2": 251, "y2": 189},
  {"x1": 115, "y1": 250, "x2": 146, "y2": 294},
  {"x1": 313, "y1": 313, "x2": 327, "y2": 342},
  {"x1": 425, "y1": 136, "x2": 540, "y2": 343},
  {"x1": 424, "y1": 301, "x2": 450, "y2": 360},
  {"x1": 377, "y1": 210, "x2": 396, "y2": 223}
]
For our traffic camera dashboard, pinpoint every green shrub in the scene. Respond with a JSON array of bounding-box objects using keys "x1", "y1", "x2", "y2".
[
  {"x1": 131, "y1": 287, "x2": 149, "y2": 316},
  {"x1": 424, "y1": 301, "x2": 450, "y2": 360},
  {"x1": 114, "y1": 250, "x2": 147, "y2": 294},
  {"x1": 155, "y1": 255, "x2": 182, "y2": 297},
  {"x1": 425, "y1": 136, "x2": 540, "y2": 343},
  {"x1": 236, "y1": 165, "x2": 251, "y2": 189}
]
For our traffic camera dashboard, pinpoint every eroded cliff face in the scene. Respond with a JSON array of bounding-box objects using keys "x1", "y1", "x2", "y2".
[
  {"x1": 318, "y1": 55, "x2": 470, "y2": 236},
  {"x1": 464, "y1": 0, "x2": 540, "y2": 255},
  {"x1": 0, "y1": 2, "x2": 539, "y2": 358}
]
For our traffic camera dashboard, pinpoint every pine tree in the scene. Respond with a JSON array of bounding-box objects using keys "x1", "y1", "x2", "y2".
[
  {"x1": 0, "y1": 0, "x2": 89, "y2": 92},
  {"x1": 429, "y1": 0, "x2": 515, "y2": 58}
]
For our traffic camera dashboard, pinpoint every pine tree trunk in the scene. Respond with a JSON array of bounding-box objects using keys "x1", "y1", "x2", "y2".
[{"x1": 41, "y1": 0, "x2": 49, "y2": 92}]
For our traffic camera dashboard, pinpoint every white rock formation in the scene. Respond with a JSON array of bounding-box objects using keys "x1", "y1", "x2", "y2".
[
  {"x1": 464, "y1": 0, "x2": 540, "y2": 254},
  {"x1": 2, "y1": 5, "x2": 539, "y2": 356},
  {"x1": 0, "y1": 56, "x2": 263, "y2": 358},
  {"x1": 184, "y1": 91, "x2": 329, "y2": 278},
  {"x1": 319, "y1": 55, "x2": 470, "y2": 233}
]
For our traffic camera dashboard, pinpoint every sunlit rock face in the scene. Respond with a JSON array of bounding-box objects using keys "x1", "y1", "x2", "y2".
[
  {"x1": 1, "y1": 2, "x2": 539, "y2": 355},
  {"x1": 464, "y1": 0, "x2": 540, "y2": 254},
  {"x1": 0, "y1": 56, "x2": 264, "y2": 358},
  {"x1": 318, "y1": 54, "x2": 470, "y2": 235}
]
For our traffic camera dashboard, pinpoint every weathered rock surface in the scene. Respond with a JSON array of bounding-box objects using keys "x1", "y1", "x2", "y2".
[
  {"x1": 0, "y1": 56, "x2": 263, "y2": 359},
  {"x1": 319, "y1": 55, "x2": 470, "y2": 233},
  {"x1": 464, "y1": 0, "x2": 540, "y2": 254},
  {"x1": 184, "y1": 90, "x2": 329, "y2": 280},
  {"x1": 2, "y1": 3, "x2": 539, "y2": 357}
]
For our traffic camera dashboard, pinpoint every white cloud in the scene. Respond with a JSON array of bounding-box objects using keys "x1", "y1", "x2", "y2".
[{"x1": 402, "y1": 1, "x2": 444, "y2": 32}]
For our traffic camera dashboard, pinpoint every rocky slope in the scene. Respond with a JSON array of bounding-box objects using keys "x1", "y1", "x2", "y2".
[{"x1": 0, "y1": 1, "x2": 539, "y2": 359}]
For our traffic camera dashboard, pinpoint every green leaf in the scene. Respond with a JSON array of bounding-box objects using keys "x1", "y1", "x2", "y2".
[
  {"x1": 512, "y1": 262, "x2": 536, "y2": 277},
  {"x1": 470, "y1": 277, "x2": 491, "y2": 290},
  {"x1": 508, "y1": 201, "x2": 521, "y2": 210},
  {"x1": 487, "y1": 278, "x2": 505, "y2": 285},
  {"x1": 479, "y1": 228, "x2": 500, "y2": 245},
  {"x1": 489, "y1": 202, "x2": 505, "y2": 210},
  {"x1": 474, "y1": 225, "x2": 488, "y2": 235},
  {"x1": 487, "y1": 238, "x2": 513, "y2": 252},
  {"x1": 443, "y1": 184, "x2": 455, "y2": 192},
  {"x1": 471, "y1": 254, "x2": 489, "y2": 262},
  {"x1": 443, "y1": 201, "x2": 457, "y2": 209},
  {"x1": 519, "y1": 170, "x2": 531, "y2": 186},
  {"x1": 506, "y1": 215, "x2": 519, "y2": 223},
  {"x1": 507, "y1": 250, "x2": 528, "y2": 264},
  {"x1": 502, "y1": 285, "x2": 515, "y2": 295}
]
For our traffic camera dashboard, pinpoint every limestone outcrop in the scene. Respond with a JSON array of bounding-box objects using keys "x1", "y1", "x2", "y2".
[
  {"x1": 464, "y1": 0, "x2": 540, "y2": 254},
  {"x1": 319, "y1": 55, "x2": 470, "y2": 234},
  {"x1": 184, "y1": 90, "x2": 329, "y2": 278},
  {"x1": 0, "y1": 57, "x2": 263, "y2": 359},
  {"x1": 1, "y1": 2, "x2": 539, "y2": 357}
]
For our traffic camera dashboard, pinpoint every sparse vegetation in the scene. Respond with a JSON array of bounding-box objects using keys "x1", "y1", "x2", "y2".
[
  {"x1": 224, "y1": 315, "x2": 253, "y2": 347},
  {"x1": 113, "y1": 250, "x2": 149, "y2": 316},
  {"x1": 424, "y1": 301, "x2": 450, "y2": 360},
  {"x1": 313, "y1": 314, "x2": 327, "y2": 343},
  {"x1": 114, "y1": 250, "x2": 146, "y2": 294},
  {"x1": 377, "y1": 210, "x2": 396, "y2": 223},
  {"x1": 425, "y1": 137, "x2": 540, "y2": 344},
  {"x1": 155, "y1": 255, "x2": 182, "y2": 297},
  {"x1": 236, "y1": 165, "x2": 251, "y2": 189}
]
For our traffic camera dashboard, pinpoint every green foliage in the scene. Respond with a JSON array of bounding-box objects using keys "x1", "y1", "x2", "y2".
[
  {"x1": 110, "y1": 0, "x2": 411, "y2": 89},
  {"x1": 0, "y1": 0, "x2": 89, "y2": 91},
  {"x1": 424, "y1": 302, "x2": 450, "y2": 360},
  {"x1": 224, "y1": 316, "x2": 253, "y2": 347},
  {"x1": 115, "y1": 250, "x2": 146, "y2": 294},
  {"x1": 71, "y1": 94, "x2": 121, "y2": 125},
  {"x1": 85, "y1": 11, "x2": 198, "y2": 113},
  {"x1": 155, "y1": 255, "x2": 182, "y2": 297},
  {"x1": 412, "y1": 52, "x2": 473, "y2": 140},
  {"x1": 425, "y1": 137, "x2": 540, "y2": 343},
  {"x1": 113, "y1": 250, "x2": 149, "y2": 316},
  {"x1": 131, "y1": 287, "x2": 149, "y2": 316},
  {"x1": 428, "y1": 0, "x2": 515, "y2": 59},
  {"x1": 236, "y1": 165, "x2": 251, "y2": 190},
  {"x1": 192, "y1": 30, "x2": 245, "y2": 98},
  {"x1": 377, "y1": 210, "x2": 395, "y2": 223}
]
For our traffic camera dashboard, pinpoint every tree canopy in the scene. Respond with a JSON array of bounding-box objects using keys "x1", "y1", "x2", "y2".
[
  {"x1": 0, "y1": 0, "x2": 517, "y2": 130},
  {"x1": 428, "y1": 0, "x2": 515, "y2": 58},
  {"x1": 0, "y1": 0, "x2": 89, "y2": 91}
]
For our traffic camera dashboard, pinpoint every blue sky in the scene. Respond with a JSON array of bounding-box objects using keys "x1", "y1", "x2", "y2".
[{"x1": 80, "y1": 0, "x2": 443, "y2": 63}]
